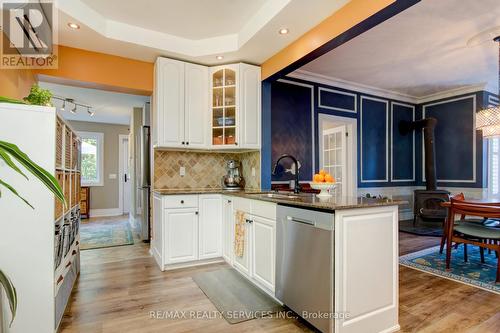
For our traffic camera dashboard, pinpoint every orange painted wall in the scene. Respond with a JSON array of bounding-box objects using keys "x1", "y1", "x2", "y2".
[
  {"x1": 0, "y1": 67, "x2": 35, "y2": 100},
  {"x1": 34, "y1": 46, "x2": 154, "y2": 96},
  {"x1": 0, "y1": 32, "x2": 35, "y2": 100},
  {"x1": 261, "y1": 0, "x2": 395, "y2": 80}
]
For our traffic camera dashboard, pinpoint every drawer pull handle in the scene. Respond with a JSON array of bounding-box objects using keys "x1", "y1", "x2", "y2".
[{"x1": 245, "y1": 219, "x2": 253, "y2": 224}]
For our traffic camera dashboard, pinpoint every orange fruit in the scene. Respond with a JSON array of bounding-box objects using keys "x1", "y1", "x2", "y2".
[
  {"x1": 313, "y1": 174, "x2": 325, "y2": 183},
  {"x1": 319, "y1": 169, "x2": 326, "y2": 176},
  {"x1": 325, "y1": 174, "x2": 335, "y2": 183}
]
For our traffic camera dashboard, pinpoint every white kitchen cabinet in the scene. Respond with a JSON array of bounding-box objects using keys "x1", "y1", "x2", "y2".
[
  {"x1": 154, "y1": 57, "x2": 185, "y2": 148},
  {"x1": 185, "y1": 62, "x2": 209, "y2": 148},
  {"x1": 154, "y1": 58, "x2": 209, "y2": 149},
  {"x1": 251, "y1": 215, "x2": 276, "y2": 292},
  {"x1": 165, "y1": 208, "x2": 199, "y2": 264},
  {"x1": 233, "y1": 215, "x2": 252, "y2": 277},
  {"x1": 209, "y1": 63, "x2": 261, "y2": 149},
  {"x1": 239, "y1": 63, "x2": 261, "y2": 149},
  {"x1": 222, "y1": 196, "x2": 234, "y2": 264},
  {"x1": 152, "y1": 194, "x2": 164, "y2": 269},
  {"x1": 199, "y1": 195, "x2": 223, "y2": 259}
]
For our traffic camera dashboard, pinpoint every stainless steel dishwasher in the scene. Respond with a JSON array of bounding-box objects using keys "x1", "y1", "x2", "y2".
[{"x1": 276, "y1": 204, "x2": 334, "y2": 333}]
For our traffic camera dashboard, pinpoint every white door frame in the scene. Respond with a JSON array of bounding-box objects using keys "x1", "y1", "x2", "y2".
[
  {"x1": 118, "y1": 134, "x2": 130, "y2": 215},
  {"x1": 318, "y1": 114, "x2": 358, "y2": 197}
]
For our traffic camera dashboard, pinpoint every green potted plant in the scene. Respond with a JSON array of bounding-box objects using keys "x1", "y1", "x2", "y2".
[
  {"x1": 0, "y1": 140, "x2": 65, "y2": 328},
  {"x1": 22, "y1": 84, "x2": 53, "y2": 106}
]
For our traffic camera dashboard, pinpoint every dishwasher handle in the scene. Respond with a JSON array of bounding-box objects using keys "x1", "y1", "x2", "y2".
[{"x1": 286, "y1": 216, "x2": 315, "y2": 226}]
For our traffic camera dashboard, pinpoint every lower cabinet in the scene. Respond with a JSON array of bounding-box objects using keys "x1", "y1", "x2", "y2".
[
  {"x1": 199, "y1": 195, "x2": 222, "y2": 260},
  {"x1": 251, "y1": 215, "x2": 276, "y2": 292},
  {"x1": 222, "y1": 197, "x2": 234, "y2": 264},
  {"x1": 233, "y1": 214, "x2": 252, "y2": 277},
  {"x1": 231, "y1": 198, "x2": 277, "y2": 294},
  {"x1": 165, "y1": 208, "x2": 199, "y2": 264}
]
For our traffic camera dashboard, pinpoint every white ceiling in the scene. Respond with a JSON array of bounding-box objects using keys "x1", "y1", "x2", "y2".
[
  {"x1": 55, "y1": 0, "x2": 349, "y2": 65},
  {"x1": 39, "y1": 82, "x2": 149, "y2": 125},
  {"x1": 299, "y1": 0, "x2": 500, "y2": 98}
]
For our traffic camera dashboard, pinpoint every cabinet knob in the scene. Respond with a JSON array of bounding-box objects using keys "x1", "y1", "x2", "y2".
[
  {"x1": 180, "y1": 200, "x2": 184, "y2": 204},
  {"x1": 195, "y1": 211, "x2": 199, "y2": 215},
  {"x1": 181, "y1": 141, "x2": 185, "y2": 145},
  {"x1": 235, "y1": 142, "x2": 238, "y2": 146},
  {"x1": 186, "y1": 142, "x2": 189, "y2": 145},
  {"x1": 228, "y1": 200, "x2": 232, "y2": 203}
]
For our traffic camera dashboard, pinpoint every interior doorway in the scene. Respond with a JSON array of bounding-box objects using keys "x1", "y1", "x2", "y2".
[
  {"x1": 119, "y1": 135, "x2": 131, "y2": 214},
  {"x1": 318, "y1": 114, "x2": 357, "y2": 197}
]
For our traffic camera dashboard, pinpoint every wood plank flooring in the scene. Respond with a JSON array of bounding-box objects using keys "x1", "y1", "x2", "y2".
[{"x1": 60, "y1": 217, "x2": 500, "y2": 333}]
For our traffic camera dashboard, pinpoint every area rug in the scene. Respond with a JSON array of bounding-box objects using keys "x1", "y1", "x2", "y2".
[
  {"x1": 80, "y1": 220, "x2": 134, "y2": 250},
  {"x1": 400, "y1": 245, "x2": 499, "y2": 294},
  {"x1": 193, "y1": 268, "x2": 283, "y2": 324}
]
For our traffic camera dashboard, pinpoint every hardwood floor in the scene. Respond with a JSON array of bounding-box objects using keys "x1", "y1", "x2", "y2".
[{"x1": 60, "y1": 221, "x2": 500, "y2": 333}]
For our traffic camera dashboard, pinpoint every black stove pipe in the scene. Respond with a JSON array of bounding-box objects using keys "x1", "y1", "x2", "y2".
[{"x1": 399, "y1": 118, "x2": 438, "y2": 191}]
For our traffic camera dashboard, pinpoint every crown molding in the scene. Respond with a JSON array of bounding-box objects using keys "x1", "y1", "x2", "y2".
[
  {"x1": 288, "y1": 70, "x2": 417, "y2": 103},
  {"x1": 288, "y1": 69, "x2": 487, "y2": 105}
]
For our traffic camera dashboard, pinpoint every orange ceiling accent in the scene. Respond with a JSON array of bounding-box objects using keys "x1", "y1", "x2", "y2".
[
  {"x1": 34, "y1": 46, "x2": 154, "y2": 96},
  {"x1": 261, "y1": 0, "x2": 395, "y2": 80}
]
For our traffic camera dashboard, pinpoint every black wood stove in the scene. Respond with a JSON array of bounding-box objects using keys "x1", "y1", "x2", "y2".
[{"x1": 400, "y1": 118, "x2": 450, "y2": 226}]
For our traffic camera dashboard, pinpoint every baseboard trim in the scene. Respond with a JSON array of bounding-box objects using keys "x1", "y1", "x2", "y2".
[{"x1": 89, "y1": 208, "x2": 122, "y2": 217}]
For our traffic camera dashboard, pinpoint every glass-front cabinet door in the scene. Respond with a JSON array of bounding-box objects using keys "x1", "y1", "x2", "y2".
[{"x1": 211, "y1": 66, "x2": 238, "y2": 147}]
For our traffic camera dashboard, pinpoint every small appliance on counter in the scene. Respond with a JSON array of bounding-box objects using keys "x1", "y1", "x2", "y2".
[{"x1": 222, "y1": 160, "x2": 245, "y2": 191}]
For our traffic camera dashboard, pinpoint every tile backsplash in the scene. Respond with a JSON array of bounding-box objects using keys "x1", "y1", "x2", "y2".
[{"x1": 154, "y1": 150, "x2": 261, "y2": 190}]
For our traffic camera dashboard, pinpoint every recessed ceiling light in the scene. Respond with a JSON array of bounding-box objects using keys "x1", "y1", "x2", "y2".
[
  {"x1": 68, "y1": 22, "x2": 80, "y2": 30},
  {"x1": 279, "y1": 28, "x2": 289, "y2": 35},
  {"x1": 216, "y1": 55, "x2": 224, "y2": 60}
]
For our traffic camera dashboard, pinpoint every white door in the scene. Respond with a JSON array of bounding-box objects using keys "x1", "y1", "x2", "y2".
[
  {"x1": 239, "y1": 63, "x2": 261, "y2": 149},
  {"x1": 185, "y1": 63, "x2": 208, "y2": 148},
  {"x1": 198, "y1": 195, "x2": 222, "y2": 259},
  {"x1": 165, "y1": 208, "x2": 199, "y2": 264},
  {"x1": 322, "y1": 125, "x2": 347, "y2": 197},
  {"x1": 121, "y1": 137, "x2": 131, "y2": 214},
  {"x1": 233, "y1": 213, "x2": 252, "y2": 277},
  {"x1": 251, "y1": 215, "x2": 276, "y2": 292},
  {"x1": 155, "y1": 57, "x2": 185, "y2": 147},
  {"x1": 222, "y1": 197, "x2": 234, "y2": 264}
]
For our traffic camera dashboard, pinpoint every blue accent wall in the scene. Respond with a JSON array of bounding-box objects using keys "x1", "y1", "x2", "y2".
[
  {"x1": 392, "y1": 103, "x2": 415, "y2": 181},
  {"x1": 270, "y1": 80, "x2": 313, "y2": 182},
  {"x1": 360, "y1": 97, "x2": 388, "y2": 182},
  {"x1": 266, "y1": 76, "x2": 489, "y2": 189}
]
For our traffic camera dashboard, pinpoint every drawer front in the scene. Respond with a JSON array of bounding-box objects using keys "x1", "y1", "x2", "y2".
[
  {"x1": 164, "y1": 195, "x2": 198, "y2": 209},
  {"x1": 251, "y1": 200, "x2": 276, "y2": 220},
  {"x1": 232, "y1": 196, "x2": 252, "y2": 213}
]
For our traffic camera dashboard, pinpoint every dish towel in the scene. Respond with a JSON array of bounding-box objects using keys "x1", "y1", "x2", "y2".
[{"x1": 234, "y1": 210, "x2": 246, "y2": 257}]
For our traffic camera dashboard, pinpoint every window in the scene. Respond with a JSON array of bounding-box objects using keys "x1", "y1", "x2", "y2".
[
  {"x1": 79, "y1": 131, "x2": 104, "y2": 186},
  {"x1": 489, "y1": 137, "x2": 500, "y2": 196}
]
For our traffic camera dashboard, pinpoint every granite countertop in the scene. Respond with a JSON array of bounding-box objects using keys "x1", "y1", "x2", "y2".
[{"x1": 153, "y1": 188, "x2": 406, "y2": 211}]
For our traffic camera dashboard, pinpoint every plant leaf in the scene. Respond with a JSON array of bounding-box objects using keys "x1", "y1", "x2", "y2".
[
  {"x1": 0, "y1": 96, "x2": 25, "y2": 105},
  {"x1": 0, "y1": 178, "x2": 34, "y2": 209},
  {"x1": 0, "y1": 269, "x2": 17, "y2": 327},
  {"x1": 0, "y1": 141, "x2": 65, "y2": 206},
  {"x1": 0, "y1": 148, "x2": 28, "y2": 180}
]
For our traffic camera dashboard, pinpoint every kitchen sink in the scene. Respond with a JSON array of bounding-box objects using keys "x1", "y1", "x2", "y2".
[{"x1": 247, "y1": 192, "x2": 303, "y2": 200}]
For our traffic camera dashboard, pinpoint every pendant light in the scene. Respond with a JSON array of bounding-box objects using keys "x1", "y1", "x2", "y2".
[{"x1": 476, "y1": 36, "x2": 500, "y2": 138}]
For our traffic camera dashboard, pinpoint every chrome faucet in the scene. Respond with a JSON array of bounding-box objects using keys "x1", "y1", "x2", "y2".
[{"x1": 272, "y1": 154, "x2": 300, "y2": 194}]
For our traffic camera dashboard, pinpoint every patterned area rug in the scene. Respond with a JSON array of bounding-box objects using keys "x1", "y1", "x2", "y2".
[
  {"x1": 400, "y1": 245, "x2": 499, "y2": 294},
  {"x1": 80, "y1": 219, "x2": 134, "y2": 250}
]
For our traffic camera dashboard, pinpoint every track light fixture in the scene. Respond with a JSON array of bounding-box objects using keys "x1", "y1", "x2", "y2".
[{"x1": 52, "y1": 96, "x2": 94, "y2": 117}]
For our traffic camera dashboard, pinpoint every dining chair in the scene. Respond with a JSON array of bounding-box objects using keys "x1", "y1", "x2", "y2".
[{"x1": 445, "y1": 199, "x2": 500, "y2": 283}]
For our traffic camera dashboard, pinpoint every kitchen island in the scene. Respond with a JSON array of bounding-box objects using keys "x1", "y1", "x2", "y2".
[{"x1": 152, "y1": 189, "x2": 404, "y2": 333}]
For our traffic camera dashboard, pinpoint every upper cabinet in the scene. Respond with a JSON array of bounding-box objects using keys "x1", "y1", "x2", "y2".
[
  {"x1": 153, "y1": 57, "x2": 260, "y2": 150},
  {"x1": 153, "y1": 57, "x2": 208, "y2": 148}
]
